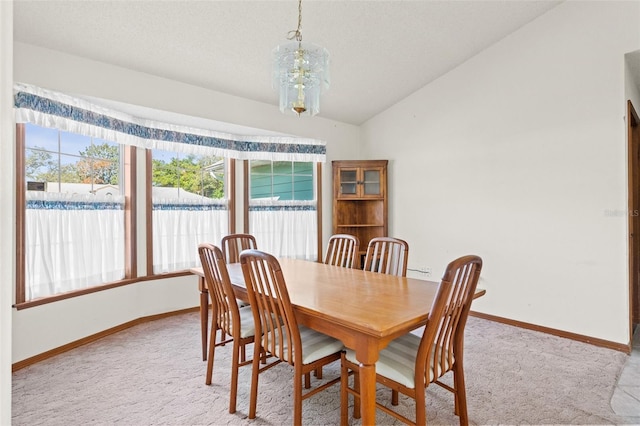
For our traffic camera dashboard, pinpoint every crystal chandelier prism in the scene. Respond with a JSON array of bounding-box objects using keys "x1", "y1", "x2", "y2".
[{"x1": 272, "y1": 0, "x2": 329, "y2": 117}]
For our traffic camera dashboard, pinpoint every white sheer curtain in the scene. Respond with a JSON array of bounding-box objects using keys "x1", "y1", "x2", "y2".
[
  {"x1": 152, "y1": 199, "x2": 228, "y2": 273},
  {"x1": 249, "y1": 200, "x2": 317, "y2": 260},
  {"x1": 25, "y1": 192, "x2": 125, "y2": 299}
]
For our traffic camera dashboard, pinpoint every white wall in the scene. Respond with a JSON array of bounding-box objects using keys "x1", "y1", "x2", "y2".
[
  {"x1": 0, "y1": 1, "x2": 13, "y2": 423},
  {"x1": 12, "y1": 277, "x2": 198, "y2": 361},
  {"x1": 11, "y1": 43, "x2": 361, "y2": 363},
  {"x1": 361, "y1": 1, "x2": 640, "y2": 344}
]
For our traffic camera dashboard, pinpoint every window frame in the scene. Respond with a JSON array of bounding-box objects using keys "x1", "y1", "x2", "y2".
[
  {"x1": 14, "y1": 123, "x2": 137, "y2": 309},
  {"x1": 145, "y1": 150, "x2": 235, "y2": 276},
  {"x1": 243, "y1": 160, "x2": 322, "y2": 260}
]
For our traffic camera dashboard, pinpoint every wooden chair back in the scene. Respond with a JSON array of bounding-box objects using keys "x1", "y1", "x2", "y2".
[
  {"x1": 324, "y1": 234, "x2": 360, "y2": 268},
  {"x1": 340, "y1": 254, "x2": 483, "y2": 425},
  {"x1": 198, "y1": 242, "x2": 256, "y2": 413},
  {"x1": 420, "y1": 255, "x2": 483, "y2": 384},
  {"x1": 363, "y1": 236, "x2": 409, "y2": 277},
  {"x1": 221, "y1": 233, "x2": 257, "y2": 263},
  {"x1": 240, "y1": 249, "x2": 301, "y2": 366},
  {"x1": 240, "y1": 249, "x2": 343, "y2": 423},
  {"x1": 198, "y1": 243, "x2": 241, "y2": 338}
]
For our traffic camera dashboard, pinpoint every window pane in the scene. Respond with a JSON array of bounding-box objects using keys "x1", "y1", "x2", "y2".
[
  {"x1": 59, "y1": 131, "x2": 91, "y2": 156},
  {"x1": 293, "y1": 162, "x2": 313, "y2": 201},
  {"x1": 151, "y1": 149, "x2": 229, "y2": 274},
  {"x1": 24, "y1": 125, "x2": 123, "y2": 194},
  {"x1": 249, "y1": 160, "x2": 314, "y2": 201},
  {"x1": 273, "y1": 174, "x2": 293, "y2": 201},
  {"x1": 25, "y1": 147, "x2": 57, "y2": 182},
  {"x1": 25, "y1": 123, "x2": 58, "y2": 150},
  {"x1": 152, "y1": 151, "x2": 179, "y2": 189},
  {"x1": 151, "y1": 150, "x2": 225, "y2": 200},
  {"x1": 199, "y1": 157, "x2": 225, "y2": 198},
  {"x1": 251, "y1": 174, "x2": 272, "y2": 199},
  {"x1": 58, "y1": 153, "x2": 83, "y2": 184},
  {"x1": 293, "y1": 174, "x2": 314, "y2": 200},
  {"x1": 251, "y1": 160, "x2": 271, "y2": 174},
  {"x1": 250, "y1": 160, "x2": 273, "y2": 199},
  {"x1": 90, "y1": 139, "x2": 120, "y2": 160},
  {"x1": 273, "y1": 161, "x2": 292, "y2": 174},
  {"x1": 248, "y1": 159, "x2": 317, "y2": 260},
  {"x1": 75, "y1": 155, "x2": 120, "y2": 187},
  {"x1": 293, "y1": 161, "x2": 312, "y2": 174},
  {"x1": 22, "y1": 124, "x2": 126, "y2": 300}
]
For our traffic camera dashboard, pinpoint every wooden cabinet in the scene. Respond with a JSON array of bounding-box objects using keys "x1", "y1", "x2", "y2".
[{"x1": 332, "y1": 160, "x2": 388, "y2": 265}]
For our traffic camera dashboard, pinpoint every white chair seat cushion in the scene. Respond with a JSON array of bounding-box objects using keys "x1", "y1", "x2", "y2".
[
  {"x1": 345, "y1": 333, "x2": 453, "y2": 389},
  {"x1": 233, "y1": 305, "x2": 256, "y2": 338},
  {"x1": 266, "y1": 325, "x2": 344, "y2": 365},
  {"x1": 299, "y1": 325, "x2": 344, "y2": 364}
]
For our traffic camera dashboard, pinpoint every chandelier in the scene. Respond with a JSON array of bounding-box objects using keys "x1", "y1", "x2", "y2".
[{"x1": 272, "y1": 0, "x2": 329, "y2": 117}]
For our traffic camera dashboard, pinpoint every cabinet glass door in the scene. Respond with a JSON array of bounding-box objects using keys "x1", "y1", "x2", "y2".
[
  {"x1": 339, "y1": 170, "x2": 358, "y2": 195},
  {"x1": 363, "y1": 169, "x2": 381, "y2": 195}
]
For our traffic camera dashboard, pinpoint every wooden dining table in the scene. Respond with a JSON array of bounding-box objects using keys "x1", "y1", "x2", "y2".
[{"x1": 191, "y1": 259, "x2": 485, "y2": 425}]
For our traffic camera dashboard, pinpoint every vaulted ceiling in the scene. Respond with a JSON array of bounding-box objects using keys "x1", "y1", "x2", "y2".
[{"x1": 13, "y1": 0, "x2": 564, "y2": 125}]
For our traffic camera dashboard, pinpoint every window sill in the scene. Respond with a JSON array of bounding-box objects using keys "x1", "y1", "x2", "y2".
[{"x1": 13, "y1": 271, "x2": 194, "y2": 310}]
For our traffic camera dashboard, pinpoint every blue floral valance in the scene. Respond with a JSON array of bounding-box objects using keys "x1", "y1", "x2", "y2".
[
  {"x1": 248, "y1": 204, "x2": 316, "y2": 212},
  {"x1": 26, "y1": 192, "x2": 125, "y2": 210},
  {"x1": 248, "y1": 200, "x2": 316, "y2": 211},
  {"x1": 14, "y1": 83, "x2": 326, "y2": 162},
  {"x1": 152, "y1": 203, "x2": 228, "y2": 211},
  {"x1": 27, "y1": 199, "x2": 124, "y2": 211}
]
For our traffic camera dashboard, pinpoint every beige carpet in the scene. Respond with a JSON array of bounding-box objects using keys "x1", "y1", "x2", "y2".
[{"x1": 11, "y1": 312, "x2": 637, "y2": 425}]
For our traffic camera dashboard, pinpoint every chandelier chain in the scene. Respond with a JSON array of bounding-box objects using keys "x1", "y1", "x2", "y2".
[{"x1": 286, "y1": 0, "x2": 303, "y2": 42}]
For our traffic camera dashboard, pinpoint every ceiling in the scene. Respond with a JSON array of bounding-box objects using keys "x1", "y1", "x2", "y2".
[{"x1": 13, "y1": 0, "x2": 565, "y2": 125}]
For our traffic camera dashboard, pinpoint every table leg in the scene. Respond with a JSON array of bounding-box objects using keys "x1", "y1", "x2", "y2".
[
  {"x1": 198, "y1": 276, "x2": 208, "y2": 361},
  {"x1": 359, "y1": 362, "x2": 377, "y2": 425}
]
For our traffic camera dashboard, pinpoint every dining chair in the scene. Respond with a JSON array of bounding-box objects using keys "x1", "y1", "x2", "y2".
[
  {"x1": 221, "y1": 233, "x2": 257, "y2": 312},
  {"x1": 240, "y1": 249, "x2": 344, "y2": 425},
  {"x1": 317, "y1": 233, "x2": 359, "y2": 379},
  {"x1": 363, "y1": 236, "x2": 409, "y2": 277},
  {"x1": 324, "y1": 234, "x2": 360, "y2": 268},
  {"x1": 340, "y1": 255, "x2": 483, "y2": 426},
  {"x1": 221, "y1": 233, "x2": 258, "y2": 264},
  {"x1": 197, "y1": 243, "x2": 257, "y2": 414}
]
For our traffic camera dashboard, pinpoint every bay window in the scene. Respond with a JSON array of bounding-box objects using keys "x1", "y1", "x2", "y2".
[{"x1": 13, "y1": 82, "x2": 326, "y2": 307}]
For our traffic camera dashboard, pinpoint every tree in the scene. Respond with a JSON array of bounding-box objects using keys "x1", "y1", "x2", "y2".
[
  {"x1": 25, "y1": 148, "x2": 82, "y2": 183},
  {"x1": 77, "y1": 143, "x2": 119, "y2": 185},
  {"x1": 26, "y1": 143, "x2": 121, "y2": 187},
  {"x1": 152, "y1": 154, "x2": 224, "y2": 199},
  {"x1": 25, "y1": 148, "x2": 57, "y2": 181}
]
